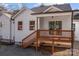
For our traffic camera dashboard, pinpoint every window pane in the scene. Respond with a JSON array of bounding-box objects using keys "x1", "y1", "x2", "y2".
[
  {"x1": 18, "y1": 21, "x2": 23, "y2": 30},
  {"x1": 29, "y1": 21, "x2": 35, "y2": 30},
  {"x1": 56, "y1": 21, "x2": 62, "y2": 35},
  {"x1": 30, "y1": 21, "x2": 35, "y2": 25},
  {"x1": 56, "y1": 21, "x2": 62, "y2": 29},
  {"x1": 49, "y1": 21, "x2": 62, "y2": 35},
  {"x1": 49, "y1": 21, "x2": 55, "y2": 35}
]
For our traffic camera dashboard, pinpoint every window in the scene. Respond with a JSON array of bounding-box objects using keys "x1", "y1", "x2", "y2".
[
  {"x1": 29, "y1": 21, "x2": 35, "y2": 30},
  {"x1": 49, "y1": 21, "x2": 62, "y2": 35},
  {"x1": 18, "y1": 21, "x2": 23, "y2": 30},
  {"x1": 49, "y1": 21, "x2": 55, "y2": 35}
]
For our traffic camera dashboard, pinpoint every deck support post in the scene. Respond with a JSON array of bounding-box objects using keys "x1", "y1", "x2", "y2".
[
  {"x1": 71, "y1": 11, "x2": 74, "y2": 56},
  {"x1": 52, "y1": 38, "x2": 54, "y2": 55},
  {"x1": 36, "y1": 17, "x2": 39, "y2": 55}
]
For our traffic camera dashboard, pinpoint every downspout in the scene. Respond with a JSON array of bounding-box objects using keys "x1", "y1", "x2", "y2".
[
  {"x1": 10, "y1": 17, "x2": 15, "y2": 44},
  {"x1": 10, "y1": 17, "x2": 12, "y2": 44},
  {"x1": 13, "y1": 19, "x2": 15, "y2": 44}
]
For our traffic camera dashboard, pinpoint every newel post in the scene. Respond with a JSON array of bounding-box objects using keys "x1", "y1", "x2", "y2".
[
  {"x1": 71, "y1": 11, "x2": 74, "y2": 56},
  {"x1": 36, "y1": 17, "x2": 39, "y2": 53}
]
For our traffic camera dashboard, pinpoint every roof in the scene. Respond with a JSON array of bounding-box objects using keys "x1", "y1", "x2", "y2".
[
  {"x1": 0, "y1": 11, "x2": 12, "y2": 18},
  {"x1": 3, "y1": 12, "x2": 12, "y2": 18},
  {"x1": 31, "y1": 4, "x2": 72, "y2": 13},
  {"x1": 12, "y1": 7, "x2": 26, "y2": 19},
  {"x1": 31, "y1": 6, "x2": 50, "y2": 13},
  {"x1": 53, "y1": 4, "x2": 72, "y2": 11},
  {"x1": 31, "y1": 10, "x2": 79, "y2": 15},
  {"x1": 12, "y1": 7, "x2": 33, "y2": 19}
]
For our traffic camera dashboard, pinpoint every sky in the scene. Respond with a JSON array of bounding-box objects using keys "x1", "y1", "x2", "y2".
[{"x1": 1, "y1": 3, "x2": 79, "y2": 10}]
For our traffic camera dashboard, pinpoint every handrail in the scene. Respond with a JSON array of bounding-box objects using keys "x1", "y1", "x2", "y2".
[
  {"x1": 22, "y1": 30, "x2": 73, "y2": 41},
  {"x1": 38, "y1": 29, "x2": 74, "y2": 32},
  {"x1": 21, "y1": 29, "x2": 74, "y2": 48},
  {"x1": 22, "y1": 30, "x2": 37, "y2": 47},
  {"x1": 22, "y1": 29, "x2": 73, "y2": 42},
  {"x1": 22, "y1": 30, "x2": 37, "y2": 41}
]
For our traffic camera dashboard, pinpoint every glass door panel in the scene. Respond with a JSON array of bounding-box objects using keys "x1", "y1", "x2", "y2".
[{"x1": 49, "y1": 21, "x2": 62, "y2": 35}]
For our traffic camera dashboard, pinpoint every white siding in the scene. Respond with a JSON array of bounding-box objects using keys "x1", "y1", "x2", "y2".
[
  {"x1": 40, "y1": 15, "x2": 71, "y2": 30},
  {"x1": 0, "y1": 14, "x2": 10, "y2": 39},
  {"x1": 73, "y1": 20, "x2": 79, "y2": 41},
  {"x1": 14, "y1": 9, "x2": 37, "y2": 42}
]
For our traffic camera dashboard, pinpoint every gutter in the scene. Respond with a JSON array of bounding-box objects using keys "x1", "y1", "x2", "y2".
[{"x1": 31, "y1": 10, "x2": 79, "y2": 15}]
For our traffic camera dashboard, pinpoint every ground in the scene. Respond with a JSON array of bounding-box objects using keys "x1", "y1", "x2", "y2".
[{"x1": 0, "y1": 41, "x2": 79, "y2": 56}]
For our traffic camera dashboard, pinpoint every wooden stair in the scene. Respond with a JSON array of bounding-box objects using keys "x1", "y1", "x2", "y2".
[{"x1": 21, "y1": 31, "x2": 37, "y2": 48}]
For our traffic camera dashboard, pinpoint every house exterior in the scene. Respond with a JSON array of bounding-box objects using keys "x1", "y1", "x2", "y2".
[
  {"x1": 8, "y1": 4, "x2": 72, "y2": 47},
  {"x1": 0, "y1": 4, "x2": 78, "y2": 47}
]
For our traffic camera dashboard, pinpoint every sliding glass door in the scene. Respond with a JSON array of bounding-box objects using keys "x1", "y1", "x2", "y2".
[{"x1": 49, "y1": 21, "x2": 62, "y2": 35}]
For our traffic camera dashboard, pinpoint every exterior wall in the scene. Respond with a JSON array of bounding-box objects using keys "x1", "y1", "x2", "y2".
[
  {"x1": 39, "y1": 15, "x2": 71, "y2": 37},
  {"x1": 14, "y1": 9, "x2": 37, "y2": 42},
  {"x1": 40, "y1": 15, "x2": 71, "y2": 30},
  {"x1": 73, "y1": 20, "x2": 79, "y2": 41},
  {"x1": 0, "y1": 14, "x2": 10, "y2": 39},
  {"x1": 45, "y1": 7, "x2": 62, "y2": 12}
]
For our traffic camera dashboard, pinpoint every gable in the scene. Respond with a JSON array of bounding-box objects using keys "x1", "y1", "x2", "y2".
[
  {"x1": 14, "y1": 8, "x2": 35, "y2": 21},
  {"x1": 32, "y1": 4, "x2": 72, "y2": 13},
  {"x1": 12, "y1": 7, "x2": 34, "y2": 19},
  {"x1": 43, "y1": 6, "x2": 62, "y2": 13}
]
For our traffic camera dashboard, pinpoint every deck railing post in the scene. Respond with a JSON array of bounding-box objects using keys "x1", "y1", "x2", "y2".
[
  {"x1": 71, "y1": 11, "x2": 74, "y2": 56},
  {"x1": 71, "y1": 30, "x2": 74, "y2": 56},
  {"x1": 52, "y1": 38, "x2": 54, "y2": 55},
  {"x1": 36, "y1": 17, "x2": 39, "y2": 55}
]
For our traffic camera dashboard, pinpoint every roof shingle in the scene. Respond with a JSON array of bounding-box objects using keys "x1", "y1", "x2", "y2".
[{"x1": 31, "y1": 4, "x2": 72, "y2": 13}]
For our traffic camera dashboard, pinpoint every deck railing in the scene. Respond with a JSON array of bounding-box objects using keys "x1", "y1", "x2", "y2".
[
  {"x1": 22, "y1": 29, "x2": 74, "y2": 47},
  {"x1": 38, "y1": 30, "x2": 72, "y2": 37},
  {"x1": 35, "y1": 29, "x2": 74, "y2": 47},
  {"x1": 37, "y1": 30, "x2": 74, "y2": 55},
  {"x1": 21, "y1": 29, "x2": 74, "y2": 55}
]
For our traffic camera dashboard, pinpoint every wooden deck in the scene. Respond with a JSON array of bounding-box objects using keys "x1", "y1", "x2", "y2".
[{"x1": 21, "y1": 30, "x2": 74, "y2": 55}]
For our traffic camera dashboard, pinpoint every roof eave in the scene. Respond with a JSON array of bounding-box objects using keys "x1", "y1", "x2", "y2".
[{"x1": 31, "y1": 10, "x2": 79, "y2": 15}]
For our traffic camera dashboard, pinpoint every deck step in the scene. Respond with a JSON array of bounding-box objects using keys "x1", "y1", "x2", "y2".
[{"x1": 30, "y1": 41, "x2": 71, "y2": 48}]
